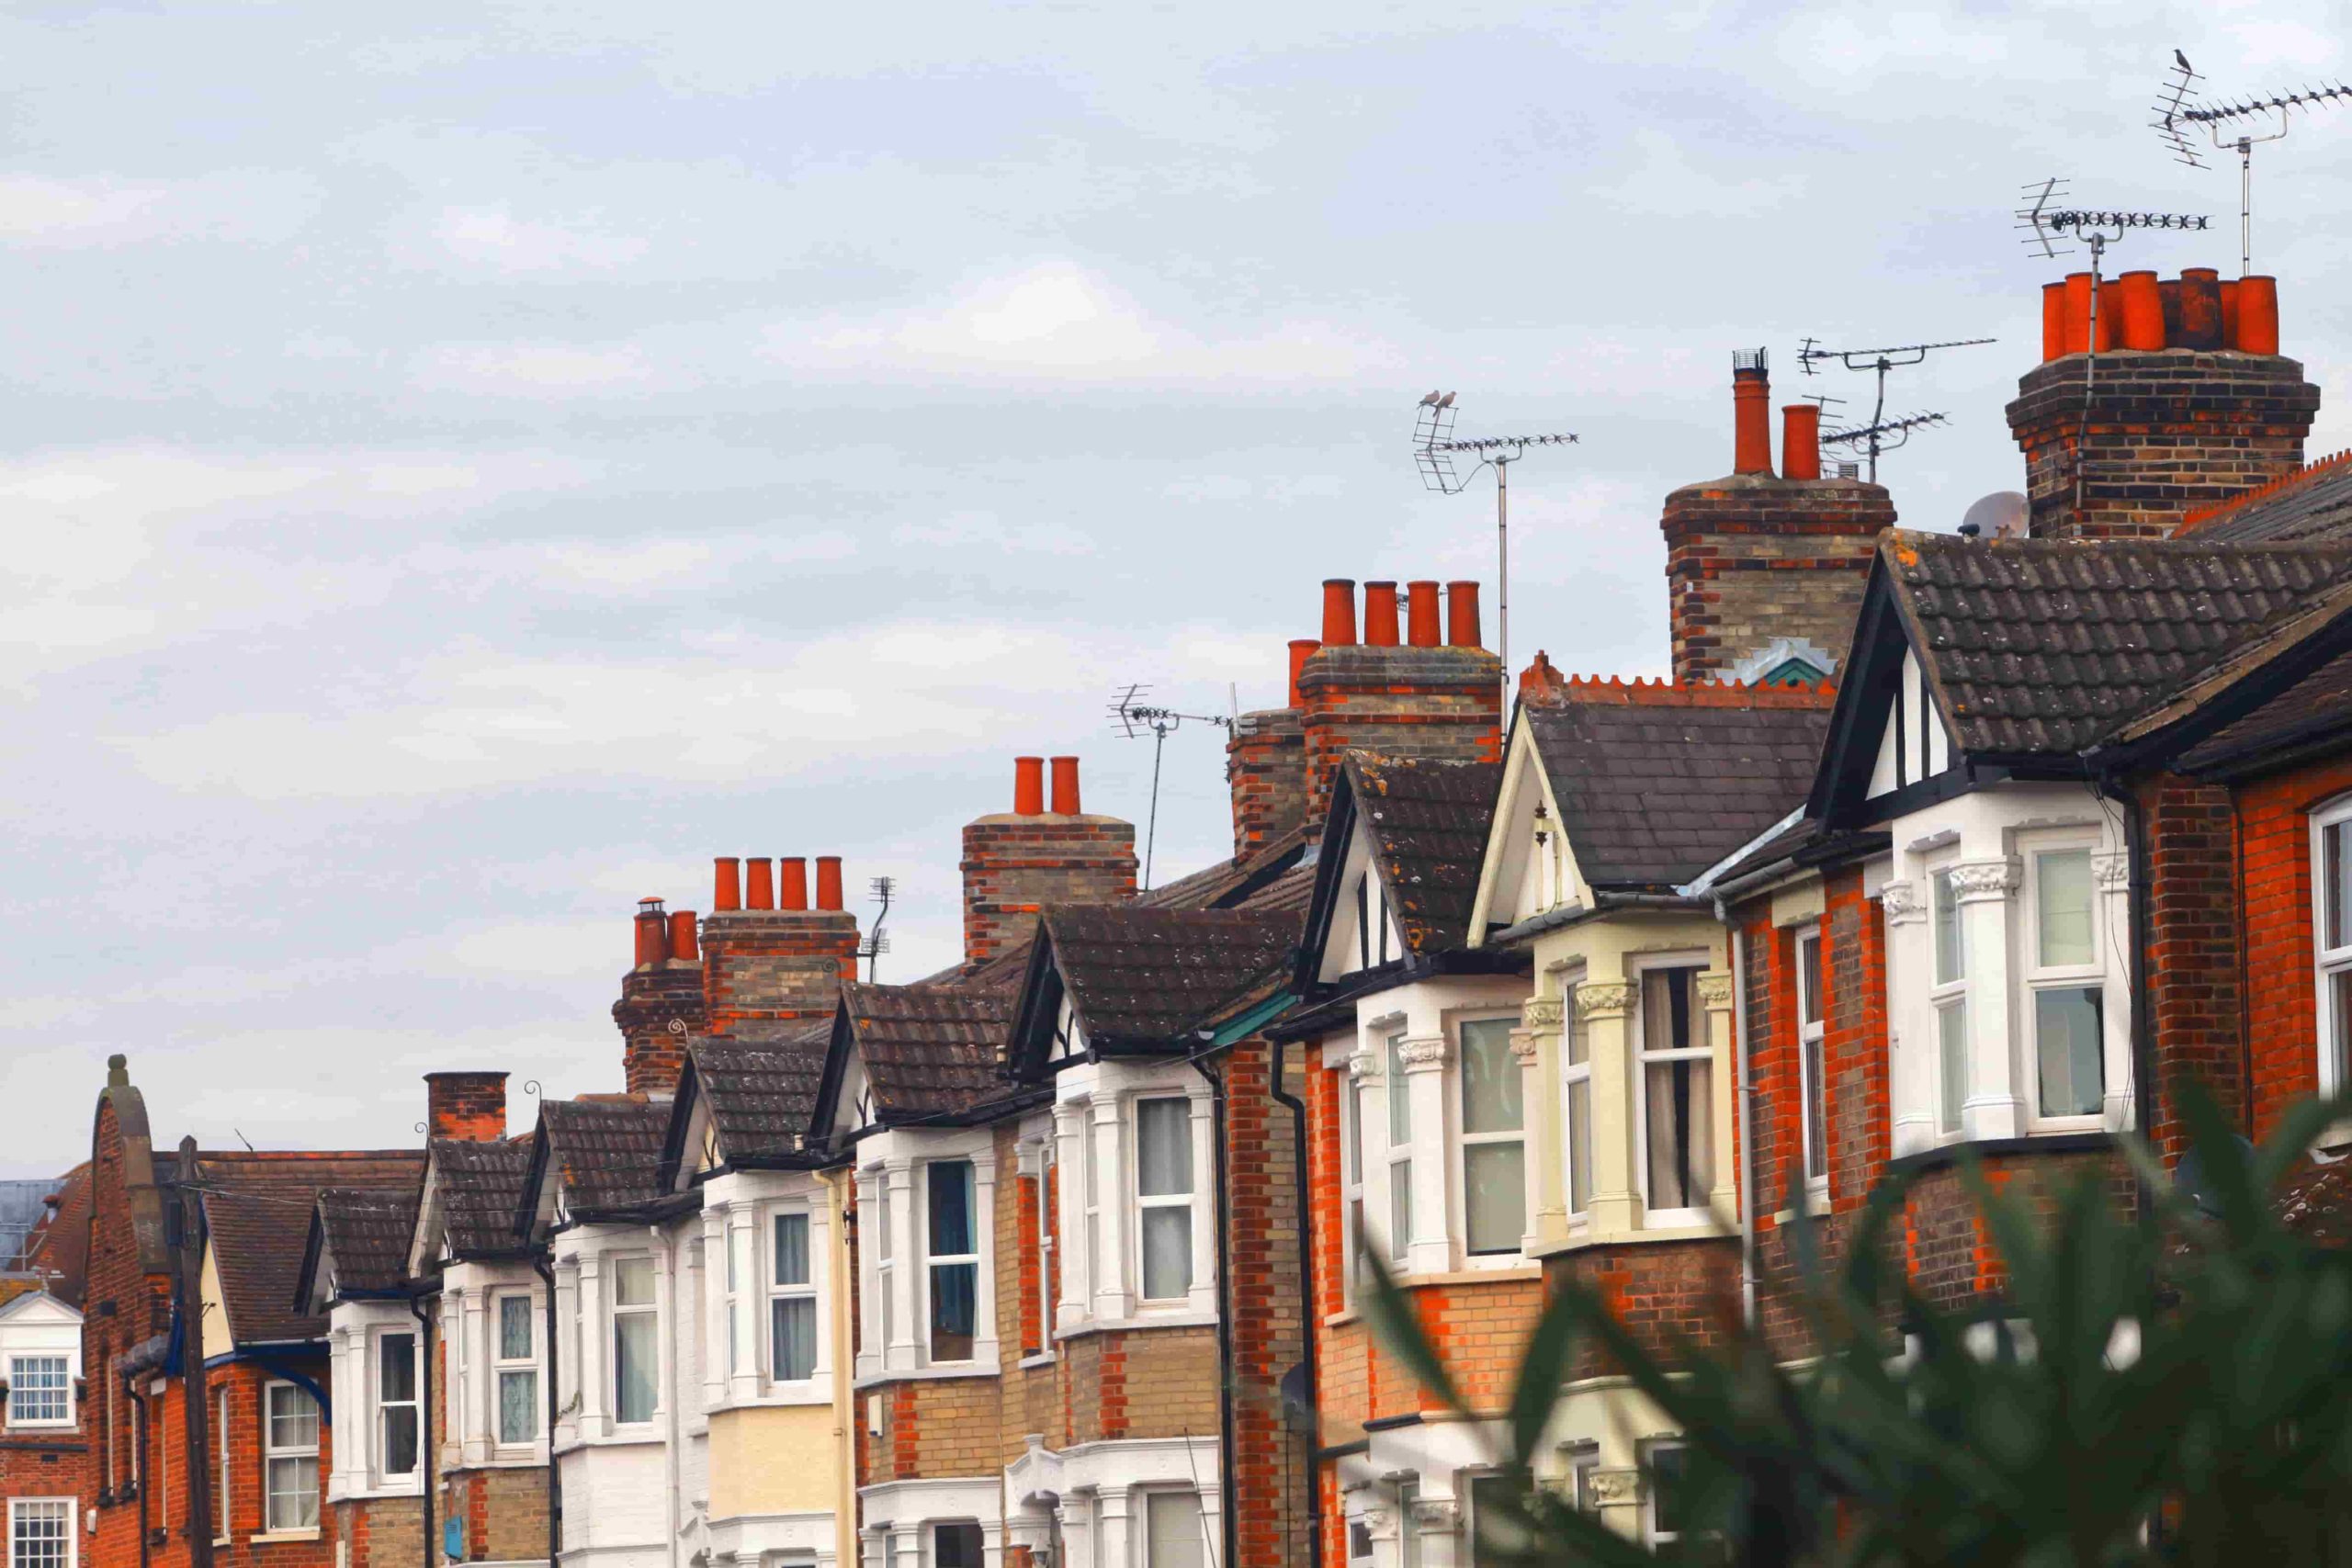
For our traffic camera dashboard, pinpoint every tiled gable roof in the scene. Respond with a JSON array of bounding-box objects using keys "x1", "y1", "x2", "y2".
[
  {"x1": 1045, "y1": 906, "x2": 1296, "y2": 1046},
  {"x1": 1137, "y1": 821, "x2": 1312, "y2": 911},
  {"x1": 197, "y1": 1150, "x2": 423, "y2": 1345},
  {"x1": 1344, "y1": 756, "x2": 1498, "y2": 953},
  {"x1": 17, "y1": 1163, "x2": 91, "y2": 1307},
  {"x1": 1883, "y1": 531, "x2": 2352, "y2": 755},
  {"x1": 539, "y1": 1099, "x2": 670, "y2": 1216},
  {"x1": 2178, "y1": 450, "x2": 2352, "y2": 543},
  {"x1": 1525, "y1": 699, "x2": 1829, "y2": 891},
  {"x1": 840, "y1": 982, "x2": 1015, "y2": 1120},
  {"x1": 693, "y1": 1020, "x2": 832, "y2": 1163},
  {"x1": 315, "y1": 1188, "x2": 419, "y2": 1296},
  {"x1": 429, "y1": 1138, "x2": 534, "y2": 1258},
  {"x1": 2178, "y1": 643, "x2": 2352, "y2": 773}
]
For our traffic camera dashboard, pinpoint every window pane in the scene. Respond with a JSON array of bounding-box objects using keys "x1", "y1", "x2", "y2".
[
  {"x1": 928, "y1": 1161, "x2": 975, "y2": 1258},
  {"x1": 2331, "y1": 822, "x2": 2352, "y2": 951},
  {"x1": 2333, "y1": 968, "x2": 2352, "y2": 1089},
  {"x1": 2038, "y1": 850, "x2": 2096, "y2": 967},
  {"x1": 1933, "y1": 871, "x2": 1963, "y2": 983},
  {"x1": 11, "y1": 1500, "x2": 69, "y2": 1568},
  {"x1": 1939, "y1": 1003, "x2": 1968, "y2": 1134},
  {"x1": 267, "y1": 1385, "x2": 318, "y2": 1450},
  {"x1": 1804, "y1": 1035, "x2": 1828, "y2": 1181},
  {"x1": 1643, "y1": 968, "x2": 1696, "y2": 1053},
  {"x1": 1649, "y1": 1446, "x2": 1690, "y2": 1540},
  {"x1": 1136, "y1": 1100, "x2": 1193, "y2": 1196},
  {"x1": 615, "y1": 1314, "x2": 657, "y2": 1423},
  {"x1": 1147, "y1": 1492, "x2": 1205, "y2": 1568},
  {"x1": 1141, "y1": 1207, "x2": 1192, "y2": 1300},
  {"x1": 1566, "y1": 997, "x2": 1589, "y2": 1066},
  {"x1": 1343, "y1": 1081, "x2": 1363, "y2": 1184},
  {"x1": 379, "y1": 1333, "x2": 415, "y2": 1403},
  {"x1": 929, "y1": 1261, "x2": 977, "y2": 1360},
  {"x1": 771, "y1": 1297, "x2": 817, "y2": 1382},
  {"x1": 1388, "y1": 1162, "x2": 1411, "y2": 1261},
  {"x1": 1460, "y1": 1019, "x2": 1522, "y2": 1134},
  {"x1": 613, "y1": 1255, "x2": 654, "y2": 1308},
  {"x1": 1799, "y1": 934, "x2": 1823, "y2": 1027},
  {"x1": 266, "y1": 1455, "x2": 319, "y2": 1530},
  {"x1": 1347, "y1": 1198, "x2": 1365, "y2": 1289},
  {"x1": 2036, "y1": 987, "x2": 2104, "y2": 1118},
  {"x1": 8, "y1": 1356, "x2": 68, "y2": 1422},
  {"x1": 1644, "y1": 1057, "x2": 1713, "y2": 1210},
  {"x1": 1386, "y1": 1034, "x2": 1411, "y2": 1142},
  {"x1": 1464, "y1": 1142, "x2": 1525, "y2": 1255},
  {"x1": 381, "y1": 1405, "x2": 418, "y2": 1477},
  {"x1": 773, "y1": 1213, "x2": 809, "y2": 1287},
  {"x1": 934, "y1": 1523, "x2": 985, "y2": 1568},
  {"x1": 1566, "y1": 1079, "x2": 1592, "y2": 1215},
  {"x1": 499, "y1": 1296, "x2": 533, "y2": 1361},
  {"x1": 1470, "y1": 1472, "x2": 1531, "y2": 1562},
  {"x1": 498, "y1": 1370, "x2": 537, "y2": 1445}
]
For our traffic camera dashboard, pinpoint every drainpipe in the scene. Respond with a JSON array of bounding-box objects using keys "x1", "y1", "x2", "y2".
[
  {"x1": 1189, "y1": 1045, "x2": 1240, "y2": 1568},
  {"x1": 1726, "y1": 919, "x2": 1758, "y2": 1328},
  {"x1": 1267, "y1": 1035, "x2": 1323, "y2": 1568},
  {"x1": 410, "y1": 1293, "x2": 436, "y2": 1568},
  {"x1": 816, "y1": 1167, "x2": 857, "y2": 1566},
  {"x1": 534, "y1": 1255, "x2": 562, "y2": 1568},
  {"x1": 128, "y1": 1378, "x2": 152, "y2": 1568},
  {"x1": 658, "y1": 1227, "x2": 684, "y2": 1568}
]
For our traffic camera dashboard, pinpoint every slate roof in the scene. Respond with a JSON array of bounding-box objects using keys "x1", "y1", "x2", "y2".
[
  {"x1": 2176, "y1": 644, "x2": 2352, "y2": 773},
  {"x1": 1045, "y1": 906, "x2": 1297, "y2": 1045},
  {"x1": 693, "y1": 1020, "x2": 833, "y2": 1162},
  {"x1": 1137, "y1": 822, "x2": 1312, "y2": 911},
  {"x1": 429, "y1": 1138, "x2": 535, "y2": 1258},
  {"x1": 17, "y1": 1163, "x2": 90, "y2": 1306},
  {"x1": 1525, "y1": 700, "x2": 1829, "y2": 891},
  {"x1": 841, "y1": 982, "x2": 1016, "y2": 1119},
  {"x1": 196, "y1": 1150, "x2": 424, "y2": 1344},
  {"x1": 2178, "y1": 450, "x2": 2352, "y2": 544},
  {"x1": 538, "y1": 1099, "x2": 671, "y2": 1216},
  {"x1": 1883, "y1": 530, "x2": 2352, "y2": 755},
  {"x1": 315, "y1": 1188, "x2": 421, "y2": 1296},
  {"x1": 1234, "y1": 860, "x2": 1317, "y2": 918},
  {"x1": 1344, "y1": 756, "x2": 1498, "y2": 953}
]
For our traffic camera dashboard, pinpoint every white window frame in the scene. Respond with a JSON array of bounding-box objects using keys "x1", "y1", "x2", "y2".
[
  {"x1": 610, "y1": 1254, "x2": 659, "y2": 1427},
  {"x1": 1632, "y1": 955, "x2": 1716, "y2": 1224},
  {"x1": 1033, "y1": 1138, "x2": 1057, "y2": 1359},
  {"x1": 1562, "y1": 981, "x2": 1592, "y2": 1223},
  {"x1": 1929, "y1": 863, "x2": 1968, "y2": 1137},
  {"x1": 492, "y1": 1291, "x2": 539, "y2": 1449},
  {"x1": 2021, "y1": 833, "x2": 2108, "y2": 1132},
  {"x1": 371, "y1": 1327, "x2": 421, "y2": 1485},
  {"x1": 1081, "y1": 1113, "x2": 1104, "y2": 1314},
  {"x1": 923, "y1": 1160, "x2": 980, "y2": 1365},
  {"x1": 214, "y1": 1386, "x2": 232, "y2": 1543},
  {"x1": 1341, "y1": 1070, "x2": 1367, "y2": 1303},
  {"x1": 1796, "y1": 926, "x2": 1829, "y2": 1197},
  {"x1": 1384, "y1": 1029, "x2": 1412, "y2": 1264},
  {"x1": 5, "y1": 1356, "x2": 71, "y2": 1428},
  {"x1": 1141, "y1": 1487, "x2": 1208, "y2": 1568},
  {"x1": 766, "y1": 1207, "x2": 817, "y2": 1384},
  {"x1": 1454, "y1": 1011, "x2": 1528, "y2": 1259},
  {"x1": 1642, "y1": 1441, "x2": 1690, "y2": 1548},
  {"x1": 2313, "y1": 795, "x2": 2352, "y2": 1100},
  {"x1": 260, "y1": 1380, "x2": 320, "y2": 1536},
  {"x1": 7, "y1": 1498, "x2": 74, "y2": 1568},
  {"x1": 870, "y1": 1175, "x2": 897, "y2": 1361},
  {"x1": 1131, "y1": 1096, "x2": 1195, "y2": 1303}
]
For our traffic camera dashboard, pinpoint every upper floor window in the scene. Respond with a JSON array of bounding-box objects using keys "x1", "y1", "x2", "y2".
[
  {"x1": 1459, "y1": 1017, "x2": 1524, "y2": 1254},
  {"x1": 1563, "y1": 991, "x2": 1591, "y2": 1219},
  {"x1": 494, "y1": 1294, "x2": 537, "y2": 1445},
  {"x1": 770, "y1": 1212, "x2": 816, "y2": 1382},
  {"x1": 2028, "y1": 844, "x2": 2104, "y2": 1122},
  {"x1": 1931, "y1": 867, "x2": 1967, "y2": 1134},
  {"x1": 5, "y1": 1357, "x2": 69, "y2": 1427},
  {"x1": 875, "y1": 1177, "x2": 898, "y2": 1353},
  {"x1": 927, "y1": 1161, "x2": 978, "y2": 1362},
  {"x1": 376, "y1": 1332, "x2": 419, "y2": 1482},
  {"x1": 1638, "y1": 966, "x2": 1712, "y2": 1216},
  {"x1": 1385, "y1": 1031, "x2": 1412, "y2": 1261},
  {"x1": 262, "y1": 1382, "x2": 320, "y2": 1532},
  {"x1": 1342, "y1": 1074, "x2": 1367, "y2": 1299},
  {"x1": 1135, "y1": 1099, "x2": 1194, "y2": 1302},
  {"x1": 1797, "y1": 929, "x2": 1827, "y2": 1192},
  {"x1": 2317, "y1": 801, "x2": 2352, "y2": 1098},
  {"x1": 611, "y1": 1256, "x2": 657, "y2": 1425},
  {"x1": 213, "y1": 1388, "x2": 230, "y2": 1540}
]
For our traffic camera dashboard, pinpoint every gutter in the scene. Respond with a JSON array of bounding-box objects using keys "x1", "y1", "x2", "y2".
[
  {"x1": 128, "y1": 1376, "x2": 152, "y2": 1568},
  {"x1": 1487, "y1": 891, "x2": 1704, "y2": 947},
  {"x1": 1188, "y1": 1038, "x2": 1241, "y2": 1568}
]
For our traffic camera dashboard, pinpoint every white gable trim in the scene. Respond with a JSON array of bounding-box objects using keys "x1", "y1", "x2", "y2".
[
  {"x1": 1866, "y1": 644, "x2": 1955, "y2": 800},
  {"x1": 1465, "y1": 714, "x2": 1588, "y2": 942},
  {"x1": 1314, "y1": 813, "x2": 1407, "y2": 986}
]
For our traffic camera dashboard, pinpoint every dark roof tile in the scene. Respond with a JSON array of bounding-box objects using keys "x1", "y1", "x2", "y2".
[
  {"x1": 1344, "y1": 756, "x2": 1498, "y2": 953},
  {"x1": 841, "y1": 982, "x2": 1015, "y2": 1119},
  {"x1": 197, "y1": 1151, "x2": 424, "y2": 1344},
  {"x1": 539, "y1": 1099, "x2": 670, "y2": 1216},
  {"x1": 429, "y1": 1138, "x2": 535, "y2": 1258},
  {"x1": 316, "y1": 1188, "x2": 420, "y2": 1295},
  {"x1": 1045, "y1": 906, "x2": 1295, "y2": 1045},
  {"x1": 694, "y1": 1019, "x2": 834, "y2": 1160}
]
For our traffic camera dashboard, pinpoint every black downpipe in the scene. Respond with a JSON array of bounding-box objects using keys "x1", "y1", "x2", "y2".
[
  {"x1": 1268, "y1": 1035, "x2": 1322, "y2": 1568},
  {"x1": 128, "y1": 1381, "x2": 152, "y2": 1568},
  {"x1": 1190, "y1": 1050, "x2": 1240, "y2": 1568},
  {"x1": 411, "y1": 1294, "x2": 436, "y2": 1568},
  {"x1": 534, "y1": 1255, "x2": 562, "y2": 1568}
]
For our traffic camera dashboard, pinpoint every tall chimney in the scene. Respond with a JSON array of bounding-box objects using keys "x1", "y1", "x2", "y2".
[
  {"x1": 1298, "y1": 575, "x2": 1502, "y2": 825},
  {"x1": 1733, "y1": 349, "x2": 1773, "y2": 477},
  {"x1": 697, "y1": 854, "x2": 859, "y2": 1045},
  {"x1": 425, "y1": 1071, "x2": 508, "y2": 1143},
  {"x1": 616, "y1": 890, "x2": 708, "y2": 1096},
  {"x1": 963, "y1": 756, "x2": 1136, "y2": 971}
]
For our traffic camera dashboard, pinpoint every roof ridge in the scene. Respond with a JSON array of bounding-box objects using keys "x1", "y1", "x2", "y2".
[
  {"x1": 2179, "y1": 449, "x2": 2352, "y2": 534},
  {"x1": 1519, "y1": 652, "x2": 1836, "y2": 709}
]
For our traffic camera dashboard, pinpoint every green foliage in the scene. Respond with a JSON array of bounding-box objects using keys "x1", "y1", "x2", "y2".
[{"x1": 1359, "y1": 1085, "x2": 2352, "y2": 1565}]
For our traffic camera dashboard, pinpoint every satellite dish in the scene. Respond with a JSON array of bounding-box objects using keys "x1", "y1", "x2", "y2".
[{"x1": 1962, "y1": 491, "x2": 2029, "y2": 540}]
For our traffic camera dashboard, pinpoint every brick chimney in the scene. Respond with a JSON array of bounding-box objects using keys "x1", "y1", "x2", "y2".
[
  {"x1": 1298, "y1": 578, "x2": 1503, "y2": 825},
  {"x1": 1225, "y1": 638, "x2": 1314, "y2": 858},
  {"x1": 424, "y1": 1072, "x2": 508, "y2": 1142},
  {"x1": 614, "y1": 896, "x2": 708, "y2": 1096},
  {"x1": 2007, "y1": 269, "x2": 2318, "y2": 539},
  {"x1": 698, "y1": 856, "x2": 861, "y2": 1038},
  {"x1": 962, "y1": 757, "x2": 1137, "y2": 972},
  {"x1": 1661, "y1": 350, "x2": 1894, "y2": 684}
]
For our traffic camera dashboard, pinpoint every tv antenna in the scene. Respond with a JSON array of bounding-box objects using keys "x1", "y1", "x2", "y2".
[
  {"x1": 2153, "y1": 50, "x2": 2352, "y2": 274},
  {"x1": 1795, "y1": 336, "x2": 1992, "y2": 482},
  {"x1": 1411, "y1": 390, "x2": 1577, "y2": 708},
  {"x1": 857, "y1": 876, "x2": 894, "y2": 982},
  {"x1": 1109, "y1": 684, "x2": 1232, "y2": 891},
  {"x1": 2017, "y1": 177, "x2": 2210, "y2": 513}
]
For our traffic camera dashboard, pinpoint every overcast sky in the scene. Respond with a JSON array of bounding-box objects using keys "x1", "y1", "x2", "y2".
[{"x1": 6, "y1": 2, "x2": 2350, "y2": 1177}]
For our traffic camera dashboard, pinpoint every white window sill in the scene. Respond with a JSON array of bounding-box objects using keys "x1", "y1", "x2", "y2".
[
  {"x1": 1016, "y1": 1351, "x2": 1056, "y2": 1371},
  {"x1": 1054, "y1": 1307, "x2": 1220, "y2": 1340},
  {"x1": 707, "y1": 1385, "x2": 833, "y2": 1413},
  {"x1": 852, "y1": 1363, "x2": 996, "y2": 1390},
  {"x1": 1374, "y1": 1263, "x2": 1544, "y2": 1290},
  {"x1": 252, "y1": 1529, "x2": 322, "y2": 1544},
  {"x1": 4, "y1": 1421, "x2": 76, "y2": 1432}
]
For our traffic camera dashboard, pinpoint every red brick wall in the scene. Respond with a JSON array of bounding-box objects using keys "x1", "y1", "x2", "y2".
[
  {"x1": 959, "y1": 816, "x2": 1136, "y2": 972},
  {"x1": 2229, "y1": 756, "x2": 2352, "y2": 1139},
  {"x1": 1227, "y1": 709, "x2": 1307, "y2": 858},
  {"x1": 83, "y1": 1095, "x2": 175, "y2": 1568},
  {"x1": 699, "y1": 909, "x2": 859, "y2": 1036},
  {"x1": 1659, "y1": 477, "x2": 1891, "y2": 685},
  {"x1": 424, "y1": 1074, "x2": 507, "y2": 1143},
  {"x1": 2143, "y1": 773, "x2": 2250, "y2": 1155},
  {"x1": 1296, "y1": 646, "x2": 1502, "y2": 826}
]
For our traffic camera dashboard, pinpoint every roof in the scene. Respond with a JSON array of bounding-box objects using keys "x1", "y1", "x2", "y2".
[
  {"x1": 197, "y1": 1150, "x2": 424, "y2": 1344},
  {"x1": 15, "y1": 1164, "x2": 90, "y2": 1306},
  {"x1": 839, "y1": 982, "x2": 1014, "y2": 1120},
  {"x1": 429, "y1": 1138, "x2": 535, "y2": 1258},
  {"x1": 1043, "y1": 905, "x2": 1297, "y2": 1046},
  {"x1": 1882, "y1": 531, "x2": 2352, "y2": 755},
  {"x1": 2178, "y1": 450, "x2": 2352, "y2": 543},
  {"x1": 691, "y1": 1020, "x2": 833, "y2": 1163},
  {"x1": 1343, "y1": 755, "x2": 1498, "y2": 953},
  {"x1": 1523, "y1": 697, "x2": 1830, "y2": 890},
  {"x1": 315, "y1": 1188, "x2": 420, "y2": 1297},
  {"x1": 1136, "y1": 821, "x2": 1313, "y2": 911},
  {"x1": 537, "y1": 1099, "x2": 672, "y2": 1217},
  {"x1": 2175, "y1": 640, "x2": 2352, "y2": 773},
  {"x1": 1234, "y1": 859, "x2": 1316, "y2": 918}
]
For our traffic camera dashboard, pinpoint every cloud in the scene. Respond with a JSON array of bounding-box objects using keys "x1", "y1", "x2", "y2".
[{"x1": 427, "y1": 205, "x2": 652, "y2": 276}]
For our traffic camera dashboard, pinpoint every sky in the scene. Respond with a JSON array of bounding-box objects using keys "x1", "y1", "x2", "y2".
[{"x1": 6, "y1": 1, "x2": 2352, "y2": 1177}]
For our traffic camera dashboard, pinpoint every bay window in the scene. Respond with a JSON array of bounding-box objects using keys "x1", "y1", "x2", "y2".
[
  {"x1": 375, "y1": 1331, "x2": 419, "y2": 1482},
  {"x1": 1145, "y1": 1491, "x2": 1206, "y2": 1568},
  {"x1": 1638, "y1": 966, "x2": 1712, "y2": 1215},
  {"x1": 1458, "y1": 1017, "x2": 1525, "y2": 1254},
  {"x1": 5, "y1": 1358, "x2": 68, "y2": 1427},
  {"x1": 1135, "y1": 1099, "x2": 1194, "y2": 1301},
  {"x1": 1931, "y1": 868, "x2": 1967, "y2": 1134},
  {"x1": 875, "y1": 1178, "x2": 897, "y2": 1354},
  {"x1": 1563, "y1": 990, "x2": 1591, "y2": 1218},
  {"x1": 1644, "y1": 1443, "x2": 1690, "y2": 1548},
  {"x1": 611, "y1": 1256, "x2": 657, "y2": 1426},
  {"x1": 1342, "y1": 1073, "x2": 1367, "y2": 1298},
  {"x1": 927, "y1": 1161, "x2": 978, "y2": 1362},
  {"x1": 494, "y1": 1294, "x2": 537, "y2": 1445},
  {"x1": 770, "y1": 1212, "x2": 816, "y2": 1382},
  {"x1": 1797, "y1": 929, "x2": 1827, "y2": 1191},
  {"x1": 2318, "y1": 799, "x2": 2352, "y2": 1095},
  {"x1": 262, "y1": 1382, "x2": 320, "y2": 1532},
  {"x1": 2028, "y1": 844, "x2": 2104, "y2": 1121},
  {"x1": 1385, "y1": 1031, "x2": 1412, "y2": 1261}
]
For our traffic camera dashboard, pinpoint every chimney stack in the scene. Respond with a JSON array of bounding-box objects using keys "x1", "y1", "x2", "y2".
[
  {"x1": 1732, "y1": 349, "x2": 1773, "y2": 477},
  {"x1": 963, "y1": 756, "x2": 1136, "y2": 971},
  {"x1": 616, "y1": 891, "x2": 708, "y2": 1096},
  {"x1": 1296, "y1": 578, "x2": 1502, "y2": 825},
  {"x1": 425, "y1": 1071, "x2": 508, "y2": 1143},
  {"x1": 695, "y1": 853, "x2": 859, "y2": 1045}
]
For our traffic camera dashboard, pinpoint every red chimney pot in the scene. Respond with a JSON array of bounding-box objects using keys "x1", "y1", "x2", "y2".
[
  {"x1": 1320, "y1": 579, "x2": 1358, "y2": 647},
  {"x1": 1445, "y1": 581, "x2": 1483, "y2": 649},
  {"x1": 712, "y1": 857, "x2": 741, "y2": 912},
  {"x1": 1050, "y1": 755, "x2": 1081, "y2": 815},
  {"x1": 778, "y1": 857, "x2": 808, "y2": 910},
  {"x1": 1406, "y1": 581, "x2": 1441, "y2": 647},
  {"x1": 1732, "y1": 362, "x2": 1773, "y2": 477},
  {"x1": 815, "y1": 856, "x2": 844, "y2": 911},
  {"x1": 669, "y1": 910, "x2": 699, "y2": 963},
  {"x1": 1286, "y1": 638, "x2": 1319, "y2": 707},
  {"x1": 2238, "y1": 275, "x2": 2280, "y2": 355},
  {"x1": 1013, "y1": 756, "x2": 1045, "y2": 816},
  {"x1": 744, "y1": 857, "x2": 775, "y2": 910},
  {"x1": 1781, "y1": 405, "x2": 1821, "y2": 482},
  {"x1": 1363, "y1": 581, "x2": 1400, "y2": 646}
]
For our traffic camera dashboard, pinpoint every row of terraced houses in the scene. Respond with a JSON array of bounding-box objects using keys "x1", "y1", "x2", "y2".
[{"x1": 16, "y1": 261, "x2": 2352, "y2": 1568}]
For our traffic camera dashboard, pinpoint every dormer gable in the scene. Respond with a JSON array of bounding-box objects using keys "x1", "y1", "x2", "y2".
[
  {"x1": 1465, "y1": 709, "x2": 1587, "y2": 942},
  {"x1": 1297, "y1": 753, "x2": 1504, "y2": 986}
]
